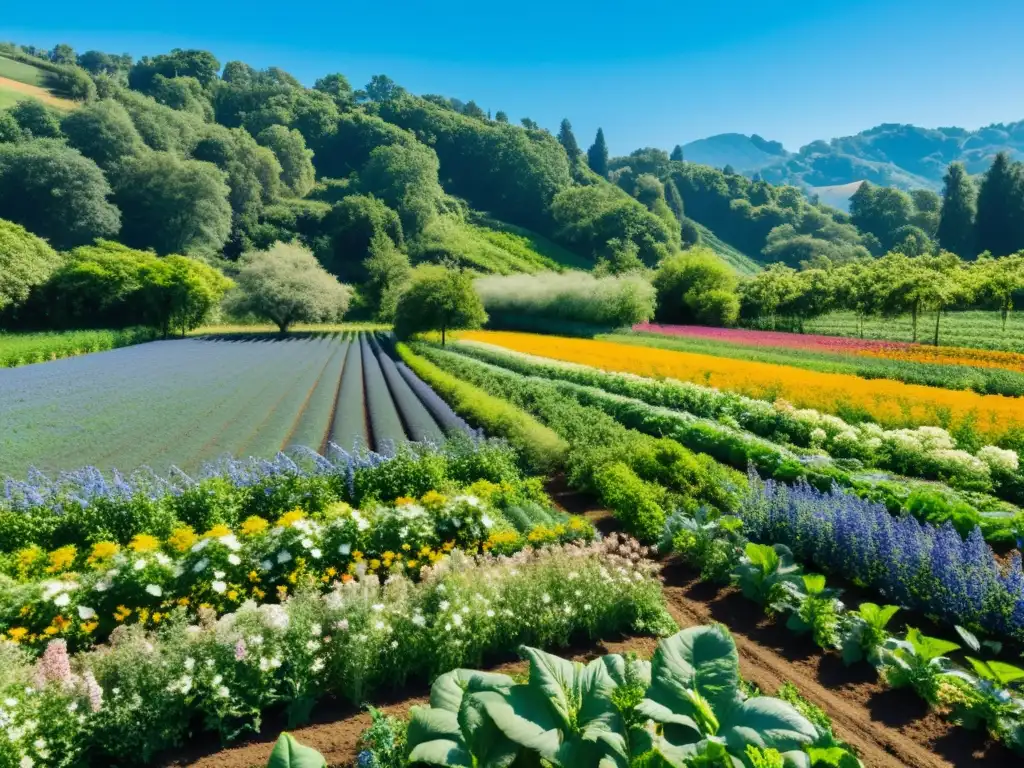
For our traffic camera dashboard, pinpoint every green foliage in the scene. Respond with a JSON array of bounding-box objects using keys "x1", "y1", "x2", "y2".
[
  {"x1": 475, "y1": 271, "x2": 656, "y2": 328},
  {"x1": 60, "y1": 99, "x2": 144, "y2": 170},
  {"x1": 266, "y1": 733, "x2": 326, "y2": 768},
  {"x1": 654, "y1": 248, "x2": 740, "y2": 326},
  {"x1": 149, "y1": 74, "x2": 213, "y2": 120},
  {"x1": 0, "y1": 138, "x2": 120, "y2": 248},
  {"x1": 393, "y1": 265, "x2": 487, "y2": 344},
  {"x1": 588, "y1": 127, "x2": 609, "y2": 178},
  {"x1": 665, "y1": 508, "x2": 743, "y2": 582},
  {"x1": 839, "y1": 603, "x2": 900, "y2": 667},
  {"x1": 321, "y1": 194, "x2": 404, "y2": 283},
  {"x1": 557, "y1": 117, "x2": 580, "y2": 160},
  {"x1": 732, "y1": 543, "x2": 801, "y2": 606},
  {"x1": 112, "y1": 150, "x2": 233, "y2": 256},
  {"x1": 396, "y1": 343, "x2": 568, "y2": 473},
  {"x1": 0, "y1": 328, "x2": 157, "y2": 368},
  {"x1": 781, "y1": 574, "x2": 843, "y2": 649},
  {"x1": 0, "y1": 219, "x2": 61, "y2": 313},
  {"x1": 975, "y1": 152, "x2": 1024, "y2": 258},
  {"x1": 257, "y1": 125, "x2": 316, "y2": 198},
  {"x1": 228, "y1": 242, "x2": 351, "y2": 332},
  {"x1": 593, "y1": 462, "x2": 667, "y2": 543},
  {"x1": 359, "y1": 142, "x2": 444, "y2": 234},
  {"x1": 129, "y1": 48, "x2": 221, "y2": 92},
  {"x1": 881, "y1": 627, "x2": 959, "y2": 705},
  {"x1": 363, "y1": 232, "x2": 411, "y2": 321},
  {"x1": 8, "y1": 99, "x2": 62, "y2": 138}
]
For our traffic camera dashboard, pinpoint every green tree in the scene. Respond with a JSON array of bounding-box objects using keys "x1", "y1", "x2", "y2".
[
  {"x1": 779, "y1": 268, "x2": 834, "y2": 331},
  {"x1": 593, "y1": 238, "x2": 646, "y2": 276},
  {"x1": 587, "y1": 127, "x2": 608, "y2": 177},
  {"x1": 8, "y1": 100, "x2": 62, "y2": 138},
  {"x1": 362, "y1": 231, "x2": 411, "y2": 321},
  {"x1": 670, "y1": 144, "x2": 684, "y2": 162},
  {"x1": 0, "y1": 218, "x2": 61, "y2": 313},
  {"x1": 361, "y1": 74, "x2": 404, "y2": 103},
  {"x1": 228, "y1": 242, "x2": 351, "y2": 332},
  {"x1": 149, "y1": 75, "x2": 213, "y2": 120},
  {"x1": 832, "y1": 260, "x2": 882, "y2": 336},
  {"x1": 664, "y1": 178, "x2": 685, "y2": 223},
  {"x1": 0, "y1": 139, "x2": 120, "y2": 248},
  {"x1": 520, "y1": 117, "x2": 539, "y2": 130},
  {"x1": 149, "y1": 255, "x2": 234, "y2": 337},
  {"x1": 359, "y1": 143, "x2": 443, "y2": 235},
  {"x1": 975, "y1": 254, "x2": 1024, "y2": 332},
  {"x1": 653, "y1": 247, "x2": 739, "y2": 326},
  {"x1": 322, "y1": 195, "x2": 404, "y2": 282},
  {"x1": 50, "y1": 43, "x2": 76, "y2": 65},
  {"x1": 313, "y1": 73, "x2": 354, "y2": 109},
  {"x1": 849, "y1": 182, "x2": 914, "y2": 252},
  {"x1": 112, "y1": 151, "x2": 232, "y2": 256},
  {"x1": 494, "y1": 111, "x2": 509, "y2": 124},
  {"x1": 257, "y1": 125, "x2": 315, "y2": 197},
  {"x1": 739, "y1": 263, "x2": 801, "y2": 329},
  {"x1": 937, "y1": 162, "x2": 977, "y2": 258},
  {"x1": 60, "y1": 99, "x2": 144, "y2": 170},
  {"x1": 129, "y1": 49, "x2": 221, "y2": 91},
  {"x1": 393, "y1": 264, "x2": 487, "y2": 345},
  {"x1": 910, "y1": 189, "x2": 941, "y2": 237},
  {"x1": 975, "y1": 152, "x2": 1024, "y2": 257},
  {"x1": 557, "y1": 118, "x2": 579, "y2": 160},
  {"x1": 0, "y1": 112, "x2": 22, "y2": 143}
]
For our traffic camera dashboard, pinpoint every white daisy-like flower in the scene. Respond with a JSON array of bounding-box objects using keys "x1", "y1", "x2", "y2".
[
  {"x1": 338, "y1": 543, "x2": 351, "y2": 556},
  {"x1": 20, "y1": 755, "x2": 34, "y2": 768},
  {"x1": 277, "y1": 550, "x2": 292, "y2": 565},
  {"x1": 412, "y1": 613, "x2": 426, "y2": 627},
  {"x1": 311, "y1": 658, "x2": 325, "y2": 673},
  {"x1": 486, "y1": 609, "x2": 495, "y2": 618},
  {"x1": 306, "y1": 640, "x2": 320, "y2": 651},
  {"x1": 76, "y1": 605, "x2": 96, "y2": 620},
  {"x1": 310, "y1": 548, "x2": 322, "y2": 559},
  {"x1": 214, "y1": 570, "x2": 226, "y2": 579},
  {"x1": 212, "y1": 675, "x2": 223, "y2": 686},
  {"x1": 134, "y1": 559, "x2": 147, "y2": 571},
  {"x1": 219, "y1": 534, "x2": 241, "y2": 551},
  {"x1": 217, "y1": 686, "x2": 230, "y2": 698},
  {"x1": 211, "y1": 580, "x2": 227, "y2": 594},
  {"x1": 193, "y1": 558, "x2": 209, "y2": 573},
  {"x1": 301, "y1": 538, "x2": 314, "y2": 549},
  {"x1": 227, "y1": 554, "x2": 242, "y2": 566},
  {"x1": 53, "y1": 593, "x2": 71, "y2": 607},
  {"x1": 439, "y1": 600, "x2": 450, "y2": 611},
  {"x1": 184, "y1": 657, "x2": 195, "y2": 670},
  {"x1": 145, "y1": 584, "x2": 162, "y2": 597},
  {"x1": 452, "y1": 613, "x2": 463, "y2": 627},
  {"x1": 311, "y1": 623, "x2": 322, "y2": 636},
  {"x1": 155, "y1": 553, "x2": 171, "y2": 566},
  {"x1": 260, "y1": 559, "x2": 273, "y2": 571},
  {"x1": 541, "y1": 593, "x2": 551, "y2": 605}
]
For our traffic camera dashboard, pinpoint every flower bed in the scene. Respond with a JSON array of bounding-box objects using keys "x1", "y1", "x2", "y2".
[{"x1": 0, "y1": 537, "x2": 674, "y2": 767}]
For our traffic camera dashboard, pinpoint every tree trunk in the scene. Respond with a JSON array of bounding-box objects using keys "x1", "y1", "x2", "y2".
[
  {"x1": 933, "y1": 309, "x2": 942, "y2": 347},
  {"x1": 441, "y1": 325, "x2": 447, "y2": 346}
]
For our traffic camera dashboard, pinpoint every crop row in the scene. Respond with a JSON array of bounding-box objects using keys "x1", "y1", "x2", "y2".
[{"x1": 0, "y1": 331, "x2": 469, "y2": 477}]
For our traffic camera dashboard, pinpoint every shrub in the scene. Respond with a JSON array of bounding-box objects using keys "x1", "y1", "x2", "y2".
[
  {"x1": 653, "y1": 247, "x2": 740, "y2": 326},
  {"x1": 592, "y1": 461, "x2": 666, "y2": 542},
  {"x1": 474, "y1": 271, "x2": 656, "y2": 328}
]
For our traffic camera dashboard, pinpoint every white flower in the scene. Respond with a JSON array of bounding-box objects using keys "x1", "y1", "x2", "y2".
[
  {"x1": 212, "y1": 581, "x2": 227, "y2": 594},
  {"x1": 217, "y1": 686, "x2": 230, "y2": 698},
  {"x1": 145, "y1": 584, "x2": 162, "y2": 597},
  {"x1": 249, "y1": 634, "x2": 264, "y2": 646},
  {"x1": 20, "y1": 756, "x2": 34, "y2": 768},
  {"x1": 452, "y1": 613, "x2": 463, "y2": 627},
  {"x1": 4, "y1": 698, "x2": 16, "y2": 707},
  {"x1": 439, "y1": 600, "x2": 450, "y2": 611},
  {"x1": 978, "y1": 445, "x2": 1020, "y2": 473},
  {"x1": 311, "y1": 658, "x2": 325, "y2": 673},
  {"x1": 374, "y1": 620, "x2": 386, "y2": 630},
  {"x1": 338, "y1": 543, "x2": 351, "y2": 556},
  {"x1": 277, "y1": 550, "x2": 292, "y2": 565},
  {"x1": 306, "y1": 640, "x2": 320, "y2": 651},
  {"x1": 271, "y1": 657, "x2": 282, "y2": 668},
  {"x1": 53, "y1": 593, "x2": 71, "y2": 608},
  {"x1": 259, "y1": 658, "x2": 271, "y2": 672},
  {"x1": 155, "y1": 553, "x2": 171, "y2": 566},
  {"x1": 390, "y1": 640, "x2": 398, "y2": 649},
  {"x1": 412, "y1": 613, "x2": 426, "y2": 627},
  {"x1": 212, "y1": 675, "x2": 223, "y2": 685},
  {"x1": 192, "y1": 538, "x2": 211, "y2": 553},
  {"x1": 260, "y1": 559, "x2": 273, "y2": 571},
  {"x1": 310, "y1": 623, "x2": 322, "y2": 636},
  {"x1": 184, "y1": 657, "x2": 195, "y2": 670},
  {"x1": 541, "y1": 593, "x2": 551, "y2": 605},
  {"x1": 301, "y1": 538, "x2": 314, "y2": 549},
  {"x1": 227, "y1": 554, "x2": 242, "y2": 566},
  {"x1": 219, "y1": 534, "x2": 241, "y2": 551},
  {"x1": 486, "y1": 609, "x2": 495, "y2": 618},
  {"x1": 372, "y1": 603, "x2": 385, "y2": 612},
  {"x1": 67, "y1": 701, "x2": 78, "y2": 713},
  {"x1": 481, "y1": 514, "x2": 493, "y2": 529},
  {"x1": 310, "y1": 548, "x2": 322, "y2": 560},
  {"x1": 214, "y1": 570, "x2": 226, "y2": 579},
  {"x1": 134, "y1": 559, "x2": 147, "y2": 571},
  {"x1": 193, "y1": 558, "x2": 209, "y2": 573}
]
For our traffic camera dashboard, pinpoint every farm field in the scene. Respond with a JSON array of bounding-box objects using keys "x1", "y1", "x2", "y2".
[
  {"x1": 459, "y1": 329, "x2": 1024, "y2": 447},
  {"x1": 0, "y1": 330, "x2": 454, "y2": 477},
  {"x1": 0, "y1": 55, "x2": 77, "y2": 109},
  {"x1": 800, "y1": 309, "x2": 1024, "y2": 352}
]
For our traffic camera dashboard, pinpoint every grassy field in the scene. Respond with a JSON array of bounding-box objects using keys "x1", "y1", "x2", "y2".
[
  {"x1": 693, "y1": 221, "x2": 763, "y2": 275},
  {"x1": 799, "y1": 310, "x2": 1024, "y2": 352},
  {"x1": 0, "y1": 55, "x2": 50, "y2": 87},
  {"x1": 0, "y1": 331, "x2": 446, "y2": 477},
  {"x1": 0, "y1": 56, "x2": 78, "y2": 110}
]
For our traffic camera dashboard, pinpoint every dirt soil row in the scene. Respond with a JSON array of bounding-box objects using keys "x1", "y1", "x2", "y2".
[{"x1": 160, "y1": 483, "x2": 1012, "y2": 767}]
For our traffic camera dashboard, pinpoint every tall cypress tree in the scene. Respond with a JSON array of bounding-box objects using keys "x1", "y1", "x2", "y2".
[
  {"x1": 975, "y1": 152, "x2": 1024, "y2": 256},
  {"x1": 665, "y1": 177, "x2": 685, "y2": 223},
  {"x1": 587, "y1": 127, "x2": 609, "y2": 177},
  {"x1": 670, "y1": 144, "x2": 684, "y2": 162},
  {"x1": 937, "y1": 162, "x2": 977, "y2": 258},
  {"x1": 557, "y1": 119, "x2": 580, "y2": 160}
]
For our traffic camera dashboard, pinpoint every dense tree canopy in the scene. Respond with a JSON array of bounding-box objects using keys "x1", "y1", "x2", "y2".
[
  {"x1": 60, "y1": 99, "x2": 144, "y2": 170},
  {"x1": 393, "y1": 264, "x2": 487, "y2": 344},
  {"x1": 0, "y1": 219, "x2": 62, "y2": 313},
  {"x1": 0, "y1": 139, "x2": 120, "y2": 249},
  {"x1": 937, "y1": 162, "x2": 976, "y2": 258}
]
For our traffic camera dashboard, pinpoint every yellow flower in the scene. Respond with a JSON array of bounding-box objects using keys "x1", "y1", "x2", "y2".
[
  {"x1": 129, "y1": 534, "x2": 160, "y2": 553},
  {"x1": 19, "y1": 605, "x2": 32, "y2": 617},
  {"x1": 406, "y1": 560, "x2": 418, "y2": 569},
  {"x1": 276, "y1": 510, "x2": 305, "y2": 528},
  {"x1": 324, "y1": 566, "x2": 337, "y2": 578},
  {"x1": 420, "y1": 490, "x2": 447, "y2": 507},
  {"x1": 382, "y1": 550, "x2": 396, "y2": 561},
  {"x1": 394, "y1": 496, "x2": 416, "y2": 506},
  {"x1": 486, "y1": 530, "x2": 521, "y2": 549},
  {"x1": 401, "y1": 543, "x2": 411, "y2": 552},
  {"x1": 369, "y1": 558, "x2": 381, "y2": 570},
  {"x1": 43, "y1": 625, "x2": 59, "y2": 636},
  {"x1": 276, "y1": 585, "x2": 289, "y2": 598},
  {"x1": 113, "y1": 605, "x2": 132, "y2": 622},
  {"x1": 177, "y1": 597, "x2": 190, "y2": 607},
  {"x1": 419, "y1": 545, "x2": 432, "y2": 557},
  {"x1": 167, "y1": 526, "x2": 198, "y2": 553},
  {"x1": 87, "y1": 541, "x2": 119, "y2": 566},
  {"x1": 252, "y1": 587, "x2": 266, "y2": 600},
  {"x1": 137, "y1": 608, "x2": 150, "y2": 624},
  {"x1": 46, "y1": 545, "x2": 78, "y2": 574},
  {"x1": 80, "y1": 621, "x2": 98, "y2": 634},
  {"x1": 204, "y1": 524, "x2": 232, "y2": 538},
  {"x1": 442, "y1": 541, "x2": 455, "y2": 552},
  {"x1": 352, "y1": 550, "x2": 364, "y2": 562},
  {"x1": 227, "y1": 590, "x2": 239, "y2": 601},
  {"x1": 6, "y1": 627, "x2": 28, "y2": 642},
  {"x1": 240, "y1": 516, "x2": 269, "y2": 536},
  {"x1": 151, "y1": 613, "x2": 162, "y2": 624},
  {"x1": 248, "y1": 570, "x2": 261, "y2": 583}
]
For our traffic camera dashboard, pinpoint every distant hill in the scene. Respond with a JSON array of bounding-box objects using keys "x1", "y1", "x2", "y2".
[
  {"x1": 682, "y1": 122, "x2": 1024, "y2": 192},
  {"x1": 691, "y1": 221, "x2": 762, "y2": 275}
]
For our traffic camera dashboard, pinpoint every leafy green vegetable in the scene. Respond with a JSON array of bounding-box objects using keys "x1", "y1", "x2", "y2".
[{"x1": 266, "y1": 733, "x2": 326, "y2": 768}]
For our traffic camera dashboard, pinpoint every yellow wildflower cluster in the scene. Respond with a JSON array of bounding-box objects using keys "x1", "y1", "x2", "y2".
[{"x1": 167, "y1": 525, "x2": 198, "y2": 553}]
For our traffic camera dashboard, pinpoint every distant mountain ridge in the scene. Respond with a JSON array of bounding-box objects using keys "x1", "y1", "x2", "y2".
[{"x1": 683, "y1": 121, "x2": 1024, "y2": 197}]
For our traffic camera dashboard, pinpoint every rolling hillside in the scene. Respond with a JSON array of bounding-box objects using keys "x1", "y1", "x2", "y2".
[
  {"x1": 0, "y1": 55, "x2": 77, "y2": 110},
  {"x1": 693, "y1": 221, "x2": 762, "y2": 275}
]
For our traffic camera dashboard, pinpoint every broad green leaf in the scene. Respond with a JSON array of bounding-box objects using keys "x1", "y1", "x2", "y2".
[
  {"x1": 266, "y1": 733, "x2": 327, "y2": 768},
  {"x1": 603, "y1": 654, "x2": 652, "y2": 690},
  {"x1": 407, "y1": 706, "x2": 463, "y2": 745},
  {"x1": 458, "y1": 694, "x2": 522, "y2": 768},
  {"x1": 719, "y1": 697, "x2": 817, "y2": 757},
  {"x1": 576, "y1": 655, "x2": 625, "y2": 738},
  {"x1": 521, "y1": 646, "x2": 580, "y2": 731},
  {"x1": 407, "y1": 739, "x2": 474, "y2": 767},
  {"x1": 906, "y1": 628, "x2": 959, "y2": 661},
  {"x1": 966, "y1": 657, "x2": 1024, "y2": 686},
  {"x1": 629, "y1": 723, "x2": 707, "y2": 767},
  {"x1": 858, "y1": 603, "x2": 899, "y2": 631},
  {"x1": 746, "y1": 543, "x2": 779, "y2": 573},
  {"x1": 476, "y1": 688, "x2": 562, "y2": 760},
  {"x1": 430, "y1": 669, "x2": 516, "y2": 712},
  {"x1": 954, "y1": 625, "x2": 981, "y2": 653},
  {"x1": 801, "y1": 574, "x2": 826, "y2": 595},
  {"x1": 806, "y1": 745, "x2": 862, "y2": 768},
  {"x1": 644, "y1": 625, "x2": 743, "y2": 724}
]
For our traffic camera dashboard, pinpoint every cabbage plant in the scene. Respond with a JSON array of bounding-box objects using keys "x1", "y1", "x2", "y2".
[
  {"x1": 731, "y1": 543, "x2": 802, "y2": 607},
  {"x1": 405, "y1": 625, "x2": 821, "y2": 767}
]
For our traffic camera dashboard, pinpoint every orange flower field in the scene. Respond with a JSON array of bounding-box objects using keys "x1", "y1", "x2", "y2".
[
  {"x1": 460, "y1": 330, "x2": 1024, "y2": 439},
  {"x1": 854, "y1": 344, "x2": 1024, "y2": 374}
]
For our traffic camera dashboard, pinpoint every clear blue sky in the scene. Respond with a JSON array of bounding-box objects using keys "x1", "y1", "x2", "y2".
[{"x1": 5, "y1": 0, "x2": 1024, "y2": 155}]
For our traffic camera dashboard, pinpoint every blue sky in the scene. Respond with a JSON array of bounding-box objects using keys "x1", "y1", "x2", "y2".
[{"x1": 4, "y1": 0, "x2": 1024, "y2": 154}]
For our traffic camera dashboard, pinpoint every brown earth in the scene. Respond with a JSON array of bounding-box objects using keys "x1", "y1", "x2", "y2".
[{"x1": 158, "y1": 481, "x2": 1013, "y2": 767}]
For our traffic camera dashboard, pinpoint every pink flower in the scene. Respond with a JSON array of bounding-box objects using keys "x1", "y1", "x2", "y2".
[
  {"x1": 83, "y1": 671, "x2": 104, "y2": 712},
  {"x1": 36, "y1": 639, "x2": 73, "y2": 688},
  {"x1": 234, "y1": 638, "x2": 248, "y2": 661}
]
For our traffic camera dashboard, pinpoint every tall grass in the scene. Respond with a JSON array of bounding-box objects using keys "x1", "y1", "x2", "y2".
[
  {"x1": 475, "y1": 271, "x2": 656, "y2": 328},
  {"x1": 0, "y1": 328, "x2": 157, "y2": 368}
]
